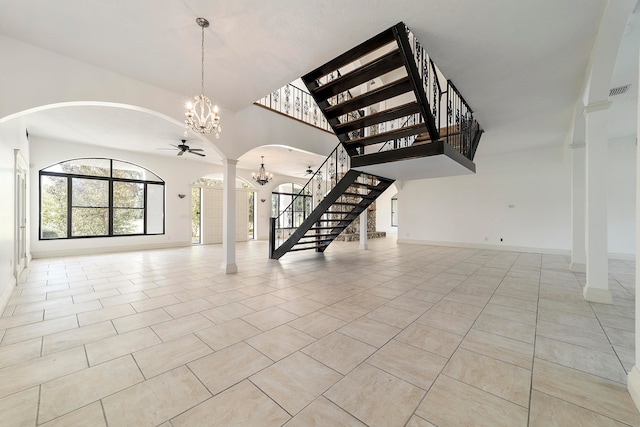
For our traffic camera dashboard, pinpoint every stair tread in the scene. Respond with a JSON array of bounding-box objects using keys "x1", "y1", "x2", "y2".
[
  {"x1": 344, "y1": 123, "x2": 428, "y2": 147},
  {"x1": 335, "y1": 102, "x2": 421, "y2": 134},
  {"x1": 289, "y1": 245, "x2": 328, "y2": 252},
  {"x1": 324, "y1": 77, "x2": 413, "y2": 119},
  {"x1": 299, "y1": 233, "x2": 340, "y2": 238},
  {"x1": 302, "y1": 28, "x2": 396, "y2": 83},
  {"x1": 313, "y1": 50, "x2": 404, "y2": 101}
]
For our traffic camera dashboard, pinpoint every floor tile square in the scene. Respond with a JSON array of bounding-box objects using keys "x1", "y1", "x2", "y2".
[
  {"x1": 325, "y1": 363, "x2": 425, "y2": 427},
  {"x1": 302, "y1": 332, "x2": 376, "y2": 374},
  {"x1": 188, "y1": 342, "x2": 273, "y2": 395},
  {"x1": 251, "y1": 351, "x2": 342, "y2": 415},
  {"x1": 102, "y1": 366, "x2": 211, "y2": 427}
]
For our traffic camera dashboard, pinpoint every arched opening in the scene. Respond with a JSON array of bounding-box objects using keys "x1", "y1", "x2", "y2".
[
  {"x1": 190, "y1": 176, "x2": 254, "y2": 245},
  {"x1": 39, "y1": 158, "x2": 165, "y2": 239}
]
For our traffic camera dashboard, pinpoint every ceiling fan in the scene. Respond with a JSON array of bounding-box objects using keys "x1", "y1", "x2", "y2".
[
  {"x1": 296, "y1": 166, "x2": 314, "y2": 176},
  {"x1": 160, "y1": 140, "x2": 205, "y2": 157}
]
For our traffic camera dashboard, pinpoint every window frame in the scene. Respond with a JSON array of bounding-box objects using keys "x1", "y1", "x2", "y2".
[{"x1": 39, "y1": 158, "x2": 165, "y2": 240}]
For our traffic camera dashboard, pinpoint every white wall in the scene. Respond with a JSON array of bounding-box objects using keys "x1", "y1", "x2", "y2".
[
  {"x1": 375, "y1": 183, "x2": 398, "y2": 236},
  {"x1": 608, "y1": 135, "x2": 636, "y2": 255},
  {"x1": 397, "y1": 146, "x2": 572, "y2": 253},
  {"x1": 393, "y1": 139, "x2": 636, "y2": 256},
  {"x1": 29, "y1": 137, "x2": 220, "y2": 257}
]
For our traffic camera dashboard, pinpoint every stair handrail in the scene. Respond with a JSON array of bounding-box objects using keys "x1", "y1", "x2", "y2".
[{"x1": 271, "y1": 142, "x2": 350, "y2": 249}]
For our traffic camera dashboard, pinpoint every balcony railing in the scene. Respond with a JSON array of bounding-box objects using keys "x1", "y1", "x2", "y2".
[{"x1": 255, "y1": 84, "x2": 332, "y2": 133}]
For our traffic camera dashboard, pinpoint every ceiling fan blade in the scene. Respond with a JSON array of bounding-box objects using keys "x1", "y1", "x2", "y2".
[
  {"x1": 188, "y1": 148, "x2": 204, "y2": 151},
  {"x1": 189, "y1": 151, "x2": 206, "y2": 157},
  {"x1": 169, "y1": 144, "x2": 180, "y2": 149},
  {"x1": 177, "y1": 150, "x2": 184, "y2": 156},
  {"x1": 156, "y1": 148, "x2": 175, "y2": 150}
]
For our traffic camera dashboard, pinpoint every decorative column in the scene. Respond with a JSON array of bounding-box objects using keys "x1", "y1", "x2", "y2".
[
  {"x1": 582, "y1": 102, "x2": 612, "y2": 304},
  {"x1": 359, "y1": 209, "x2": 368, "y2": 250},
  {"x1": 570, "y1": 143, "x2": 586, "y2": 272},
  {"x1": 222, "y1": 159, "x2": 238, "y2": 274}
]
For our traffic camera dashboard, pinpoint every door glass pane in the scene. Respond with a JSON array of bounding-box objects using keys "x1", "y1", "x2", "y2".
[
  {"x1": 113, "y1": 208, "x2": 144, "y2": 235},
  {"x1": 71, "y1": 207, "x2": 109, "y2": 236},
  {"x1": 41, "y1": 175, "x2": 68, "y2": 239},
  {"x1": 72, "y1": 178, "x2": 108, "y2": 207},
  {"x1": 146, "y1": 184, "x2": 164, "y2": 234},
  {"x1": 43, "y1": 158, "x2": 110, "y2": 177},
  {"x1": 113, "y1": 160, "x2": 162, "y2": 181},
  {"x1": 113, "y1": 182, "x2": 144, "y2": 208}
]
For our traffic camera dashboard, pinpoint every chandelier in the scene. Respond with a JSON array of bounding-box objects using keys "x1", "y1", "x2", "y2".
[
  {"x1": 252, "y1": 156, "x2": 273, "y2": 186},
  {"x1": 184, "y1": 17, "x2": 221, "y2": 139}
]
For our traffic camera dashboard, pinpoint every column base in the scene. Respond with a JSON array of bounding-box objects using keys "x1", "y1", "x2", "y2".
[
  {"x1": 222, "y1": 263, "x2": 238, "y2": 274},
  {"x1": 570, "y1": 262, "x2": 586, "y2": 273},
  {"x1": 583, "y1": 285, "x2": 612, "y2": 304},
  {"x1": 628, "y1": 366, "x2": 640, "y2": 412}
]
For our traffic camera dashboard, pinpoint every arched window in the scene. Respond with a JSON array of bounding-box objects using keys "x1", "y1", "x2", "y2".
[{"x1": 39, "y1": 158, "x2": 165, "y2": 239}]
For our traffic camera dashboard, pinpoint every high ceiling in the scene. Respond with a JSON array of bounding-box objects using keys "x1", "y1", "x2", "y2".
[{"x1": 1, "y1": 0, "x2": 637, "y2": 177}]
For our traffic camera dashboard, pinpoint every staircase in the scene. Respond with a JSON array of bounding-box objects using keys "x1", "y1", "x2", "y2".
[
  {"x1": 269, "y1": 169, "x2": 393, "y2": 259},
  {"x1": 269, "y1": 22, "x2": 482, "y2": 259}
]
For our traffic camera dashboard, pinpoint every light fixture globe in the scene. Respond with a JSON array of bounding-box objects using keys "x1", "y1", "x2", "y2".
[
  {"x1": 184, "y1": 17, "x2": 221, "y2": 139},
  {"x1": 252, "y1": 156, "x2": 273, "y2": 186}
]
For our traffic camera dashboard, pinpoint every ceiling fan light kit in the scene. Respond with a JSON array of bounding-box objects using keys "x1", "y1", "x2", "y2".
[{"x1": 161, "y1": 139, "x2": 206, "y2": 157}]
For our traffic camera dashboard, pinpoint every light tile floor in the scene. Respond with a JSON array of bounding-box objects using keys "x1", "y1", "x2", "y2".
[{"x1": 0, "y1": 238, "x2": 639, "y2": 426}]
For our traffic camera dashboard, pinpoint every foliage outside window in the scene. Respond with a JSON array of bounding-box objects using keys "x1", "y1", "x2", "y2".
[
  {"x1": 272, "y1": 183, "x2": 313, "y2": 229},
  {"x1": 40, "y1": 158, "x2": 164, "y2": 239}
]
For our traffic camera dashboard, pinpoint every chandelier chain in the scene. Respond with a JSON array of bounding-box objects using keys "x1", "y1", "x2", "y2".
[{"x1": 200, "y1": 23, "x2": 205, "y2": 95}]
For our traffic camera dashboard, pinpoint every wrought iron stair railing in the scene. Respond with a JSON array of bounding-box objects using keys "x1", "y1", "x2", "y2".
[
  {"x1": 268, "y1": 143, "x2": 394, "y2": 259},
  {"x1": 270, "y1": 143, "x2": 350, "y2": 251}
]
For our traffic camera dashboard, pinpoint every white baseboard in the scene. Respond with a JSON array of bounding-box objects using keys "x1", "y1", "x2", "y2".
[
  {"x1": 395, "y1": 238, "x2": 637, "y2": 260},
  {"x1": 609, "y1": 252, "x2": 636, "y2": 261},
  {"x1": 583, "y1": 285, "x2": 613, "y2": 304},
  {"x1": 628, "y1": 366, "x2": 640, "y2": 412},
  {"x1": 31, "y1": 241, "x2": 191, "y2": 259},
  {"x1": 0, "y1": 276, "x2": 17, "y2": 316},
  {"x1": 396, "y1": 238, "x2": 571, "y2": 256}
]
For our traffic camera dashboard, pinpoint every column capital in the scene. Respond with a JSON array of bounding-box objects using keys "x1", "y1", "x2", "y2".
[
  {"x1": 583, "y1": 101, "x2": 613, "y2": 115},
  {"x1": 223, "y1": 158, "x2": 239, "y2": 166}
]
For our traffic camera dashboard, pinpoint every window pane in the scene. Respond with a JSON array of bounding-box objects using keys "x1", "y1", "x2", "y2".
[
  {"x1": 72, "y1": 178, "x2": 108, "y2": 207},
  {"x1": 41, "y1": 175, "x2": 67, "y2": 239},
  {"x1": 113, "y1": 182, "x2": 144, "y2": 208},
  {"x1": 146, "y1": 184, "x2": 164, "y2": 234},
  {"x1": 113, "y1": 160, "x2": 162, "y2": 181},
  {"x1": 114, "y1": 208, "x2": 144, "y2": 235},
  {"x1": 71, "y1": 207, "x2": 109, "y2": 236},
  {"x1": 43, "y1": 158, "x2": 110, "y2": 177}
]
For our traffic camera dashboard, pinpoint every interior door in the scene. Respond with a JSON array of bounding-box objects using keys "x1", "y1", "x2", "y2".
[{"x1": 15, "y1": 150, "x2": 27, "y2": 278}]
